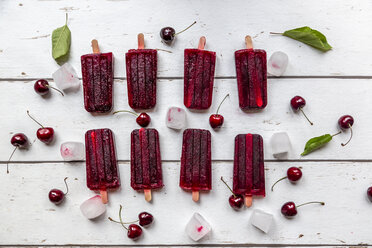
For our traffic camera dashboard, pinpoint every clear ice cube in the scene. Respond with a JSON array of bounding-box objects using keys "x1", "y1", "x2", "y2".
[
  {"x1": 166, "y1": 107, "x2": 186, "y2": 130},
  {"x1": 268, "y1": 51, "x2": 288, "y2": 77},
  {"x1": 250, "y1": 209, "x2": 274, "y2": 233},
  {"x1": 185, "y1": 213, "x2": 211, "y2": 241},
  {"x1": 52, "y1": 63, "x2": 81, "y2": 91},
  {"x1": 80, "y1": 195, "x2": 106, "y2": 220},
  {"x1": 60, "y1": 142, "x2": 85, "y2": 161},
  {"x1": 270, "y1": 132, "x2": 291, "y2": 158}
]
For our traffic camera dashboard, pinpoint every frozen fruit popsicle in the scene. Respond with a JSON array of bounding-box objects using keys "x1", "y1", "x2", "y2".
[
  {"x1": 126, "y1": 34, "x2": 157, "y2": 109},
  {"x1": 184, "y1": 37, "x2": 216, "y2": 109},
  {"x1": 81, "y1": 40, "x2": 114, "y2": 113},
  {"x1": 180, "y1": 128, "x2": 211, "y2": 202},
  {"x1": 233, "y1": 133, "x2": 265, "y2": 207},
  {"x1": 85, "y1": 128, "x2": 120, "y2": 204},
  {"x1": 131, "y1": 128, "x2": 163, "y2": 202},
  {"x1": 235, "y1": 36, "x2": 267, "y2": 110}
]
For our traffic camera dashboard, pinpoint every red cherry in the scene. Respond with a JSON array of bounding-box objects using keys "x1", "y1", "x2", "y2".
[
  {"x1": 338, "y1": 115, "x2": 354, "y2": 146},
  {"x1": 11, "y1": 133, "x2": 29, "y2": 148},
  {"x1": 271, "y1": 167, "x2": 302, "y2": 191},
  {"x1": 209, "y1": 114, "x2": 224, "y2": 128},
  {"x1": 281, "y1": 201, "x2": 324, "y2": 218},
  {"x1": 27, "y1": 110, "x2": 54, "y2": 144},
  {"x1": 287, "y1": 167, "x2": 302, "y2": 182},
  {"x1": 113, "y1": 110, "x2": 151, "y2": 127},
  {"x1": 290, "y1": 96, "x2": 313, "y2": 125},
  {"x1": 37, "y1": 127, "x2": 54, "y2": 144},
  {"x1": 367, "y1": 187, "x2": 372, "y2": 202},
  {"x1": 139, "y1": 212, "x2": 153, "y2": 227},
  {"x1": 34, "y1": 79, "x2": 64, "y2": 96},
  {"x1": 48, "y1": 178, "x2": 68, "y2": 205},
  {"x1": 49, "y1": 189, "x2": 65, "y2": 204},
  {"x1": 209, "y1": 94, "x2": 229, "y2": 129},
  {"x1": 228, "y1": 194, "x2": 244, "y2": 210},
  {"x1": 160, "y1": 21, "x2": 196, "y2": 44},
  {"x1": 136, "y1": 113, "x2": 151, "y2": 127},
  {"x1": 127, "y1": 224, "x2": 142, "y2": 239},
  {"x1": 7, "y1": 133, "x2": 30, "y2": 173}
]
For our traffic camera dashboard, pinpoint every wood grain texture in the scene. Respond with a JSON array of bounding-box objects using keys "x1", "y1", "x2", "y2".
[
  {"x1": 0, "y1": 78, "x2": 366, "y2": 164},
  {"x1": 1, "y1": 161, "x2": 371, "y2": 245},
  {"x1": 0, "y1": 0, "x2": 372, "y2": 78}
]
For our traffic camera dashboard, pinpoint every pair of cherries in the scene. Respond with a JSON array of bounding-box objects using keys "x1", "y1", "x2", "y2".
[
  {"x1": 291, "y1": 96, "x2": 354, "y2": 146},
  {"x1": 7, "y1": 111, "x2": 54, "y2": 173},
  {"x1": 109, "y1": 205, "x2": 154, "y2": 240}
]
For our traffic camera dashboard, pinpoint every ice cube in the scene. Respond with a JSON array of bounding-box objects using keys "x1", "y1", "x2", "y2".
[
  {"x1": 166, "y1": 107, "x2": 186, "y2": 130},
  {"x1": 80, "y1": 195, "x2": 106, "y2": 220},
  {"x1": 52, "y1": 63, "x2": 81, "y2": 91},
  {"x1": 268, "y1": 51, "x2": 288, "y2": 77},
  {"x1": 60, "y1": 142, "x2": 85, "y2": 161},
  {"x1": 250, "y1": 209, "x2": 274, "y2": 233},
  {"x1": 185, "y1": 213, "x2": 211, "y2": 241},
  {"x1": 270, "y1": 132, "x2": 291, "y2": 158}
]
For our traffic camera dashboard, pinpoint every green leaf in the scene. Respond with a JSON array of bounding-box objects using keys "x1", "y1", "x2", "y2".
[
  {"x1": 301, "y1": 134, "x2": 332, "y2": 156},
  {"x1": 282, "y1": 26, "x2": 332, "y2": 52},
  {"x1": 52, "y1": 14, "x2": 71, "y2": 62}
]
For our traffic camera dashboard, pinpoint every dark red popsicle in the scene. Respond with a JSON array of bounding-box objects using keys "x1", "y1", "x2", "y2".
[
  {"x1": 126, "y1": 33, "x2": 157, "y2": 109},
  {"x1": 184, "y1": 37, "x2": 216, "y2": 109},
  {"x1": 131, "y1": 128, "x2": 163, "y2": 202},
  {"x1": 81, "y1": 40, "x2": 114, "y2": 113},
  {"x1": 235, "y1": 36, "x2": 267, "y2": 110},
  {"x1": 180, "y1": 128, "x2": 211, "y2": 202},
  {"x1": 233, "y1": 133, "x2": 265, "y2": 207},
  {"x1": 85, "y1": 128, "x2": 120, "y2": 204}
]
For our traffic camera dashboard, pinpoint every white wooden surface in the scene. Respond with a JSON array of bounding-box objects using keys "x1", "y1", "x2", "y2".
[{"x1": 1, "y1": 0, "x2": 372, "y2": 246}]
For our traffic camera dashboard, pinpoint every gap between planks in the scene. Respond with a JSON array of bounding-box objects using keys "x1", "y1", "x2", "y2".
[
  {"x1": 0, "y1": 244, "x2": 369, "y2": 247},
  {"x1": 3, "y1": 75, "x2": 372, "y2": 82}
]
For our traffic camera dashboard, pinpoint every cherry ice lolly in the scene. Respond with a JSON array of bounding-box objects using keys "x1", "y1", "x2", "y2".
[
  {"x1": 126, "y1": 34, "x2": 157, "y2": 109},
  {"x1": 81, "y1": 40, "x2": 114, "y2": 113},
  {"x1": 85, "y1": 128, "x2": 120, "y2": 204},
  {"x1": 235, "y1": 36, "x2": 267, "y2": 110},
  {"x1": 233, "y1": 133, "x2": 265, "y2": 207},
  {"x1": 184, "y1": 37, "x2": 216, "y2": 109},
  {"x1": 180, "y1": 128, "x2": 212, "y2": 202},
  {"x1": 131, "y1": 128, "x2": 163, "y2": 202}
]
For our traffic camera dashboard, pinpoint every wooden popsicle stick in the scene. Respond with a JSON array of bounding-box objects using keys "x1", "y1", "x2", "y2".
[
  {"x1": 144, "y1": 189, "x2": 152, "y2": 202},
  {"x1": 245, "y1": 196, "x2": 252, "y2": 207},
  {"x1": 192, "y1": 191, "x2": 199, "y2": 202},
  {"x1": 245, "y1": 35, "x2": 253, "y2": 49},
  {"x1": 91, "y1": 39, "x2": 100, "y2": 54},
  {"x1": 100, "y1": 190, "x2": 108, "y2": 204},
  {"x1": 198, "y1": 36, "x2": 206, "y2": 50},
  {"x1": 138, "y1": 33, "x2": 145, "y2": 49}
]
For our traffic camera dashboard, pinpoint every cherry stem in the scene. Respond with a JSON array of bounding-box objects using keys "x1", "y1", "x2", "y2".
[
  {"x1": 299, "y1": 108, "x2": 313, "y2": 125},
  {"x1": 63, "y1": 177, "x2": 69, "y2": 195},
  {"x1": 155, "y1": 48, "x2": 173, "y2": 53},
  {"x1": 6, "y1": 147, "x2": 17, "y2": 174},
  {"x1": 27, "y1": 110, "x2": 44, "y2": 128},
  {"x1": 269, "y1": 32, "x2": 283, "y2": 35},
  {"x1": 216, "y1": 94, "x2": 229, "y2": 115},
  {"x1": 112, "y1": 110, "x2": 138, "y2": 117},
  {"x1": 332, "y1": 131, "x2": 342, "y2": 137},
  {"x1": 341, "y1": 124, "x2": 353, "y2": 146},
  {"x1": 48, "y1": 85, "x2": 64, "y2": 96},
  {"x1": 108, "y1": 217, "x2": 139, "y2": 225},
  {"x1": 174, "y1": 21, "x2": 197, "y2": 36},
  {"x1": 296, "y1": 201, "x2": 325, "y2": 208},
  {"x1": 220, "y1": 176, "x2": 236, "y2": 197},
  {"x1": 118, "y1": 205, "x2": 128, "y2": 230},
  {"x1": 271, "y1": 176, "x2": 287, "y2": 191}
]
